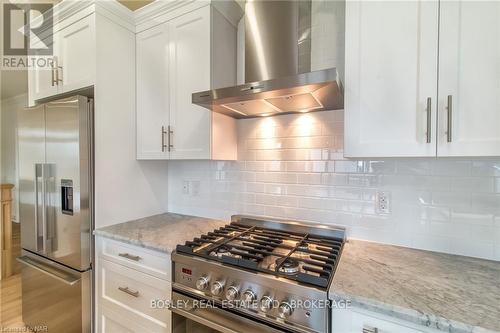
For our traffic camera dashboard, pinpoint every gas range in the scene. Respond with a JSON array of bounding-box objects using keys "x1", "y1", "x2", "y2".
[{"x1": 171, "y1": 215, "x2": 345, "y2": 333}]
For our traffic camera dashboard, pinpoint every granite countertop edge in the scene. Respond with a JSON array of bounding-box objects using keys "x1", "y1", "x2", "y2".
[
  {"x1": 93, "y1": 229, "x2": 175, "y2": 254},
  {"x1": 329, "y1": 291, "x2": 497, "y2": 333},
  {"x1": 93, "y1": 212, "x2": 229, "y2": 254}
]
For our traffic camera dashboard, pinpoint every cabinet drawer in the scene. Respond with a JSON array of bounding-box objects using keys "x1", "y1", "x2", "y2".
[
  {"x1": 98, "y1": 259, "x2": 171, "y2": 330},
  {"x1": 99, "y1": 303, "x2": 169, "y2": 333},
  {"x1": 97, "y1": 237, "x2": 171, "y2": 281},
  {"x1": 351, "y1": 311, "x2": 425, "y2": 333}
]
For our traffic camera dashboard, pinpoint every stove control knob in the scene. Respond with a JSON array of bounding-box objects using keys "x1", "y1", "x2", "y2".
[
  {"x1": 241, "y1": 289, "x2": 256, "y2": 303},
  {"x1": 195, "y1": 276, "x2": 209, "y2": 291},
  {"x1": 210, "y1": 281, "x2": 224, "y2": 296},
  {"x1": 259, "y1": 296, "x2": 274, "y2": 313},
  {"x1": 225, "y1": 286, "x2": 239, "y2": 301},
  {"x1": 278, "y1": 302, "x2": 294, "y2": 318}
]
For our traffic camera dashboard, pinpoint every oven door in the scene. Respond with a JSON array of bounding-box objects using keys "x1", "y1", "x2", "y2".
[{"x1": 171, "y1": 291, "x2": 286, "y2": 333}]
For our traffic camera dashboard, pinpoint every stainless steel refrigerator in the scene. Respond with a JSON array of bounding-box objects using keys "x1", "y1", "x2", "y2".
[{"x1": 17, "y1": 95, "x2": 93, "y2": 333}]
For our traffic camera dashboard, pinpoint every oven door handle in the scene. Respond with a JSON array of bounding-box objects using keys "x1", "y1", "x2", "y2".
[{"x1": 171, "y1": 291, "x2": 285, "y2": 333}]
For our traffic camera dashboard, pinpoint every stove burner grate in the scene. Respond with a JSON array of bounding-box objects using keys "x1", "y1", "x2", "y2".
[{"x1": 176, "y1": 217, "x2": 345, "y2": 289}]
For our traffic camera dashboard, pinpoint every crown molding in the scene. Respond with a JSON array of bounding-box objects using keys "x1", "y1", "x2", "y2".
[
  {"x1": 26, "y1": 0, "x2": 241, "y2": 37},
  {"x1": 134, "y1": 0, "x2": 209, "y2": 33}
]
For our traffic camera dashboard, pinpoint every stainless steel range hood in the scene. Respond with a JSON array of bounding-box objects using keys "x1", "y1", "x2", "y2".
[{"x1": 192, "y1": 0, "x2": 344, "y2": 119}]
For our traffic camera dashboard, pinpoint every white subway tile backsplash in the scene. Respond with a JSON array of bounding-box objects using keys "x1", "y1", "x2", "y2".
[
  {"x1": 365, "y1": 160, "x2": 397, "y2": 174},
  {"x1": 420, "y1": 206, "x2": 451, "y2": 222},
  {"x1": 451, "y1": 208, "x2": 494, "y2": 226},
  {"x1": 412, "y1": 234, "x2": 452, "y2": 253},
  {"x1": 334, "y1": 160, "x2": 364, "y2": 173},
  {"x1": 471, "y1": 160, "x2": 500, "y2": 177},
  {"x1": 322, "y1": 173, "x2": 348, "y2": 186},
  {"x1": 297, "y1": 173, "x2": 322, "y2": 185},
  {"x1": 265, "y1": 184, "x2": 287, "y2": 195},
  {"x1": 451, "y1": 177, "x2": 495, "y2": 193},
  {"x1": 431, "y1": 192, "x2": 471, "y2": 208},
  {"x1": 396, "y1": 159, "x2": 432, "y2": 175},
  {"x1": 432, "y1": 160, "x2": 471, "y2": 176},
  {"x1": 168, "y1": 111, "x2": 500, "y2": 261},
  {"x1": 246, "y1": 182, "x2": 266, "y2": 193},
  {"x1": 449, "y1": 239, "x2": 495, "y2": 259}
]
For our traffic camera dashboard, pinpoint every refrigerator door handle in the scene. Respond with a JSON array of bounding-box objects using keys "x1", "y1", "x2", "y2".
[
  {"x1": 35, "y1": 164, "x2": 45, "y2": 253},
  {"x1": 41, "y1": 164, "x2": 48, "y2": 254},
  {"x1": 17, "y1": 255, "x2": 82, "y2": 286},
  {"x1": 44, "y1": 167, "x2": 56, "y2": 252}
]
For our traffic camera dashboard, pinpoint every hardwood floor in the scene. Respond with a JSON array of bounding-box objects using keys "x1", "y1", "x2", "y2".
[{"x1": 0, "y1": 222, "x2": 24, "y2": 329}]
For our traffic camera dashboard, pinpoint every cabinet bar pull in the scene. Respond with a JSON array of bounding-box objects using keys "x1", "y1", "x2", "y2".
[
  {"x1": 161, "y1": 126, "x2": 167, "y2": 152},
  {"x1": 168, "y1": 125, "x2": 173, "y2": 152},
  {"x1": 118, "y1": 253, "x2": 141, "y2": 261},
  {"x1": 118, "y1": 286, "x2": 139, "y2": 298},
  {"x1": 54, "y1": 56, "x2": 62, "y2": 84},
  {"x1": 446, "y1": 95, "x2": 453, "y2": 142},
  {"x1": 51, "y1": 57, "x2": 57, "y2": 86},
  {"x1": 362, "y1": 326, "x2": 378, "y2": 333},
  {"x1": 426, "y1": 97, "x2": 432, "y2": 143}
]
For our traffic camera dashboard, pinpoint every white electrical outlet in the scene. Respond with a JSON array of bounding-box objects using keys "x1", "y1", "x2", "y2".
[{"x1": 376, "y1": 191, "x2": 391, "y2": 214}]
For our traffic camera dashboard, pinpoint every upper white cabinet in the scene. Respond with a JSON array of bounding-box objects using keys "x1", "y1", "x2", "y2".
[
  {"x1": 136, "y1": 23, "x2": 170, "y2": 159},
  {"x1": 29, "y1": 35, "x2": 60, "y2": 102},
  {"x1": 344, "y1": 1, "x2": 438, "y2": 157},
  {"x1": 136, "y1": 3, "x2": 240, "y2": 160},
  {"x1": 437, "y1": 1, "x2": 500, "y2": 156},
  {"x1": 345, "y1": 0, "x2": 500, "y2": 157},
  {"x1": 28, "y1": 12, "x2": 96, "y2": 105},
  {"x1": 168, "y1": 7, "x2": 212, "y2": 160},
  {"x1": 57, "y1": 14, "x2": 96, "y2": 93}
]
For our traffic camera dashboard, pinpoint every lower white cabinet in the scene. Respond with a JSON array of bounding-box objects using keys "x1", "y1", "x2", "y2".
[
  {"x1": 96, "y1": 236, "x2": 172, "y2": 333},
  {"x1": 99, "y1": 304, "x2": 160, "y2": 333},
  {"x1": 332, "y1": 308, "x2": 442, "y2": 333}
]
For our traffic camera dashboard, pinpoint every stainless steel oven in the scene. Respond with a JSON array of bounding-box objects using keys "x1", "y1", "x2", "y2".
[
  {"x1": 171, "y1": 290, "x2": 285, "y2": 333},
  {"x1": 171, "y1": 215, "x2": 346, "y2": 333}
]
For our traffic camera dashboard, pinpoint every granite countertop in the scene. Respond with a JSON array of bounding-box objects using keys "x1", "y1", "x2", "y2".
[
  {"x1": 94, "y1": 212, "x2": 228, "y2": 253},
  {"x1": 330, "y1": 239, "x2": 500, "y2": 333}
]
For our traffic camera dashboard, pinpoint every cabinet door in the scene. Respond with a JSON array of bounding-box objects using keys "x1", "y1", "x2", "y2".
[
  {"x1": 168, "y1": 6, "x2": 211, "y2": 160},
  {"x1": 136, "y1": 23, "x2": 170, "y2": 160},
  {"x1": 437, "y1": 1, "x2": 500, "y2": 156},
  {"x1": 28, "y1": 36, "x2": 59, "y2": 103},
  {"x1": 57, "y1": 14, "x2": 95, "y2": 93},
  {"x1": 344, "y1": 1, "x2": 439, "y2": 157}
]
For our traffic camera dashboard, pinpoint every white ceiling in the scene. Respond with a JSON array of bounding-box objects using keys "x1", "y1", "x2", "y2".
[{"x1": 1, "y1": 70, "x2": 28, "y2": 100}]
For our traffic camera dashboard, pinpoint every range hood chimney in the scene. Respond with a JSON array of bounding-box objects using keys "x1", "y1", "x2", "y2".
[{"x1": 192, "y1": 0, "x2": 344, "y2": 119}]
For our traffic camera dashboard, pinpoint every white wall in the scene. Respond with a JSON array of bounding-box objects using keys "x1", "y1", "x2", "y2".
[
  {"x1": 0, "y1": 93, "x2": 26, "y2": 222},
  {"x1": 168, "y1": 110, "x2": 500, "y2": 261}
]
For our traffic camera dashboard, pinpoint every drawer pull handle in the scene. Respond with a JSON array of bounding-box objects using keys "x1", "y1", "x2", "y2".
[
  {"x1": 118, "y1": 286, "x2": 140, "y2": 298},
  {"x1": 118, "y1": 253, "x2": 141, "y2": 261},
  {"x1": 362, "y1": 326, "x2": 378, "y2": 333}
]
